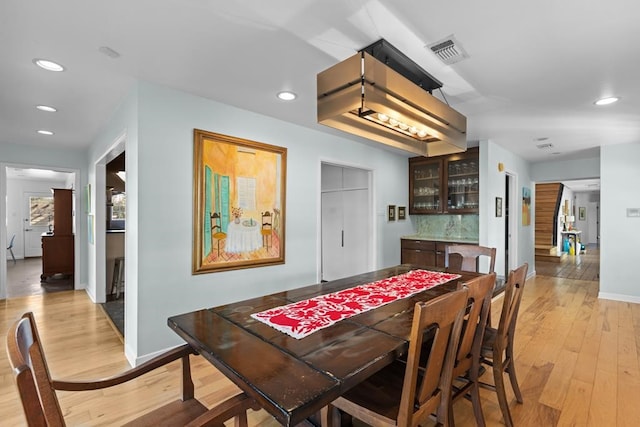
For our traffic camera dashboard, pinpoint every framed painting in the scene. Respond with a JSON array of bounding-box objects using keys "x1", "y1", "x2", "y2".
[
  {"x1": 193, "y1": 129, "x2": 287, "y2": 274},
  {"x1": 495, "y1": 197, "x2": 503, "y2": 217},
  {"x1": 579, "y1": 206, "x2": 586, "y2": 221},
  {"x1": 388, "y1": 205, "x2": 396, "y2": 221},
  {"x1": 522, "y1": 187, "x2": 531, "y2": 226},
  {"x1": 397, "y1": 206, "x2": 406, "y2": 220}
]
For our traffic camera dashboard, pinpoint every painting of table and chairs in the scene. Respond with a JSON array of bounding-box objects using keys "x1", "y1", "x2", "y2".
[{"x1": 193, "y1": 129, "x2": 286, "y2": 273}]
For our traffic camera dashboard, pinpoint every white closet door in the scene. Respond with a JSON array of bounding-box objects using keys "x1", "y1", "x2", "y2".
[
  {"x1": 321, "y1": 191, "x2": 344, "y2": 281},
  {"x1": 341, "y1": 188, "x2": 370, "y2": 277},
  {"x1": 321, "y1": 163, "x2": 371, "y2": 282}
]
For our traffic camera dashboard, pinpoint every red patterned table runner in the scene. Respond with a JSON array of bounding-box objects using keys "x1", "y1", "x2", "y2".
[{"x1": 251, "y1": 269, "x2": 461, "y2": 339}]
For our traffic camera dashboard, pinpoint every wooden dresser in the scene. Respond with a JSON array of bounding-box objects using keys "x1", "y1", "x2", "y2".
[{"x1": 41, "y1": 188, "x2": 74, "y2": 281}]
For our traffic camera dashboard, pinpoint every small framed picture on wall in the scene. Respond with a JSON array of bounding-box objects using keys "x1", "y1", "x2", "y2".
[
  {"x1": 398, "y1": 206, "x2": 406, "y2": 220},
  {"x1": 388, "y1": 205, "x2": 396, "y2": 221},
  {"x1": 495, "y1": 197, "x2": 503, "y2": 217}
]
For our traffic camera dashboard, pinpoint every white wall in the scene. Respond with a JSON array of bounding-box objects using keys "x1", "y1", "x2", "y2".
[
  {"x1": 90, "y1": 82, "x2": 415, "y2": 362},
  {"x1": 574, "y1": 192, "x2": 599, "y2": 245},
  {"x1": 599, "y1": 142, "x2": 640, "y2": 302},
  {"x1": 480, "y1": 140, "x2": 535, "y2": 279},
  {"x1": 531, "y1": 156, "x2": 600, "y2": 181}
]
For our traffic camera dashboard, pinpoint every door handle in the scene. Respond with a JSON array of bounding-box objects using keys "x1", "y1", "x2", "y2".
[
  {"x1": 25, "y1": 228, "x2": 33, "y2": 231},
  {"x1": 341, "y1": 230, "x2": 344, "y2": 247}
]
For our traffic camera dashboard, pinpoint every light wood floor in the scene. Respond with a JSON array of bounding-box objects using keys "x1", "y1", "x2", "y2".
[
  {"x1": 2, "y1": 273, "x2": 639, "y2": 426},
  {"x1": 535, "y1": 245, "x2": 600, "y2": 282}
]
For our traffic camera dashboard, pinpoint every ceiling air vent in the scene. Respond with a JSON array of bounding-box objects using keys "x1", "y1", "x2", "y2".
[
  {"x1": 427, "y1": 36, "x2": 469, "y2": 65},
  {"x1": 536, "y1": 142, "x2": 554, "y2": 149}
]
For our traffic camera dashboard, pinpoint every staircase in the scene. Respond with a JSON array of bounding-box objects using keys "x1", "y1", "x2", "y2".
[
  {"x1": 535, "y1": 183, "x2": 565, "y2": 263},
  {"x1": 535, "y1": 244, "x2": 566, "y2": 263}
]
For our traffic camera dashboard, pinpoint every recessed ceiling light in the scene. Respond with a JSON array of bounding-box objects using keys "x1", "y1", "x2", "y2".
[
  {"x1": 277, "y1": 91, "x2": 297, "y2": 101},
  {"x1": 36, "y1": 105, "x2": 57, "y2": 112},
  {"x1": 594, "y1": 97, "x2": 619, "y2": 106},
  {"x1": 33, "y1": 58, "x2": 65, "y2": 72},
  {"x1": 37, "y1": 130, "x2": 54, "y2": 135}
]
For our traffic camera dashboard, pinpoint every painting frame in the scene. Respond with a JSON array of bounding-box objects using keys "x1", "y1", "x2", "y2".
[
  {"x1": 522, "y1": 187, "x2": 531, "y2": 226},
  {"x1": 388, "y1": 205, "x2": 396, "y2": 221},
  {"x1": 193, "y1": 129, "x2": 287, "y2": 274},
  {"x1": 495, "y1": 197, "x2": 503, "y2": 217},
  {"x1": 397, "y1": 206, "x2": 406, "y2": 220},
  {"x1": 579, "y1": 206, "x2": 586, "y2": 221}
]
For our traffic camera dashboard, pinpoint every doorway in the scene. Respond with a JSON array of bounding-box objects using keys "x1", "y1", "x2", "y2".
[
  {"x1": 2, "y1": 165, "x2": 78, "y2": 299},
  {"x1": 504, "y1": 171, "x2": 518, "y2": 276},
  {"x1": 320, "y1": 163, "x2": 373, "y2": 281}
]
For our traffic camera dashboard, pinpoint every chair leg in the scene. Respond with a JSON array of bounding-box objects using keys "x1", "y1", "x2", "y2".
[
  {"x1": 492, "y1": 356, "x2": 515, "y2": 427},
  {"x1": 469, "y1": 379, "x2": 486, "y2": 427},
  {"x1": 9, "y1": 248, "x2": 16, "y2": 264},
  {"x1": 505, "y1": 348, "x2": 523, "y2": 403}
]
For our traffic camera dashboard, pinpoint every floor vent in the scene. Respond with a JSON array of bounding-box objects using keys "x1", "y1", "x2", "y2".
[{"x1": 427, "y1": 36, "x2": 469, "y2": 65}]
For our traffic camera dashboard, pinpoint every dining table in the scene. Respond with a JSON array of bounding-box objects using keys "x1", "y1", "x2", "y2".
[
  {"x1": 225, "y1": 218, "x2": 262, "y2": 253},
  {"x1": 168, "y1": 265, "x2": 482, "y2": 426}
]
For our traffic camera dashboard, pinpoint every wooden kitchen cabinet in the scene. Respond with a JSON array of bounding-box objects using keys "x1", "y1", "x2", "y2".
[
  {"x1": 409, "y1": 147, "x2": 479, "y2": 214},
  {"x1": 401, "y1": 239, "x2": 469, "y2": 270},
  {"x1": 41, "y1": 188, "x2": 74, "y2": 281},
  {"x1": 41, "y1": 235, "x2": 74, "y2": 280},
  {"x1": 401, "y1": 239, "x2": 436, "y2": 267}
]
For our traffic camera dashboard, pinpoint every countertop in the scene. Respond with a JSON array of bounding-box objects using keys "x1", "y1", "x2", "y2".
[{"x1": 401, "y1": 234, "x2": 479, "y2": 244}]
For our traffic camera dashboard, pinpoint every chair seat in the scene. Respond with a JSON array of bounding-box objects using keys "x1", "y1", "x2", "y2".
[
  {"x1": 335, "y1": 360, "x2": 409, "y2": 424},
  {"x1": 481, "y1": 326, "x2": 498, "y2": 357},
  {"x1": 122, "y1": 399, "x2": 208, "y2": 427}
]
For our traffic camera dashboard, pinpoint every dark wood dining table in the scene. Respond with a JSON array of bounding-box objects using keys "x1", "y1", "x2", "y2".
[{"x1": 168, "y1": 265, "x2": 481, "y2": 426}]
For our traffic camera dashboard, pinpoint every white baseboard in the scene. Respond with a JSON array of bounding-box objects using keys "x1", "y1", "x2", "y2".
[{"x1": 598, "y1": 292, "x2": 640, "y2": 304}]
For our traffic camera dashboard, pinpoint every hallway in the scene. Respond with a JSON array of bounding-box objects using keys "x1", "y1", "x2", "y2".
[
  {"x1": 5, "y1": 257, "x2": 73, "y2": 298},
  {"x1": 535, "y1": 245, "x2": 600, "y2": 282}
]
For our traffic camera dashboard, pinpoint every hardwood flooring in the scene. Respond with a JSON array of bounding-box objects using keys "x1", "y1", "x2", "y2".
[
  {"x1": 3, "y1": 258, "x2": 638, "y2": 425},
  {"x1": 6, "y1": 257, "x2": 73, "y2": 298},
  {"x1": 535, "y1": 245, "x2": 600, "y2": 282}
]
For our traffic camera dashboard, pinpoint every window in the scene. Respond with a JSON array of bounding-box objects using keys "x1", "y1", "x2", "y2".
[
  {"x1": 29, "y1": 196, "x2": 54, "y2": 226},
  {"x1": 111, "y1": 193, "x2": 126, "y2": 219}
]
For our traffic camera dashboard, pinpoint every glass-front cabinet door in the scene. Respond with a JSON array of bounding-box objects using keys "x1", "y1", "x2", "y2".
[
  {"x1": 409, "y1": 157, "x2": 442, "y2": 214},
  {"x1": 445, "y1": 151, "x2": 479, "y2": 213}
]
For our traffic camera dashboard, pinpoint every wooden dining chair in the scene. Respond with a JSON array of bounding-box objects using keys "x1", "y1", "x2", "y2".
[
  {"x1": 261, "y1": 211, "x2": 272, "y2": 249},
  {"x1": 448, "y1": 272, "x2": 496, "y2": 427},
  {"x1": 7, "y1": 311, "x2": 257, "y2": 427},
  {"x1": 445, "y1": 244, "x2": 496, "y2": 274},
  {"x1": 7, "y1": 234, "x2": 16, "y2": 264},
  {"x1": 210, "y1": 212, "x2": 226, "y2": 256},
  {"x1": 321, "y1": 287, "x2": 469, "y2": 427},
  {"x1": 479, "y1": 263, "x2": 529, "y2": 427}
]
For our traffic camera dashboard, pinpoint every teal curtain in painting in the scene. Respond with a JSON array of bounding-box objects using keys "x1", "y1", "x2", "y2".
[
  {"x1": 204, "y1": 167, "x2": 230, "y2": 256},
  {"x1": 204, "y1": 166, "x2": 212, "y2": 255}
]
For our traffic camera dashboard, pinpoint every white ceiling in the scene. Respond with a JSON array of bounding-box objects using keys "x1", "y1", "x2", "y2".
[{"x1": 2, "y1": 0, "x2": 638, "y2": 166}]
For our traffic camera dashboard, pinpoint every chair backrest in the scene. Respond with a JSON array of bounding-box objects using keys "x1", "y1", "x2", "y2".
[
  {"x1": 445, "y1": 244, "x2": 496, "y2": 274},
  {"x1": 211, "y1": 212, "x2": 221, "y2": 232},
  {"x1": 7, "y1": 234, "x2": 15, "y2": 249},
  {"x1": 7, "y1": 312, "x2": 65, "y2": 426},
  {"x1": 397, "y1": 287, "x2": 469, "y2": 426},
  {"x1": 496, "y1": 263, "x2": 529, "y2": 352},
  {"x1": 262, "y1": 211, "x2": 272, "y2": 229},
  {"x1": 453, "y1": 273, "x2": 496, "y2": 375}
]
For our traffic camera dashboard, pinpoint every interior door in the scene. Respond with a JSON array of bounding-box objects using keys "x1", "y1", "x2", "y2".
[
  {"x1": 321, "y1": 191, "x2": 344, "y2": 281},
  {"x1": 321, "y1": 164, "x2": 371, "y2": 282},
  {"x1": 23, "y1": 192, "x2": 54, "y2": 257}
]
